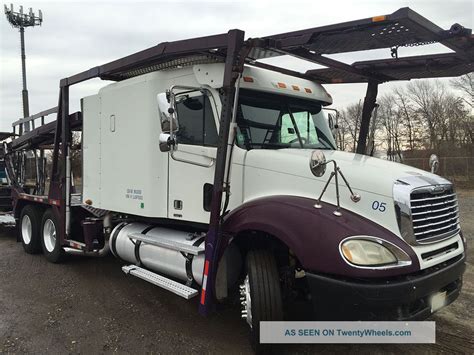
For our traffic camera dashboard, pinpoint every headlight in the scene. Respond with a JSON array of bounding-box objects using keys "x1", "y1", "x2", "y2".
[{"x1": 340, "y1": 237, "x2": 411, "y2": 267}]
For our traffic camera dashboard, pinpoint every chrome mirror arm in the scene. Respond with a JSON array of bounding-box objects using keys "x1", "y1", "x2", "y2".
[
  {"x1": 333, "y1": 161, "x2": 342, "y2": 216},
  {"x1": 314, "y1": 160, "x2": 361, "y2": 216},
  {"x1": 314, "y1": 170, "x2": 335, "y2": 209},
  {"x1": 337, "y1": 167, "x2": 361, "y2": 202}
]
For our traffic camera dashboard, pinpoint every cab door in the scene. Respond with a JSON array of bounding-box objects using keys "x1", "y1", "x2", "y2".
[{"x1": 167, "y1": 93, "x2": 219, "y2": 223}]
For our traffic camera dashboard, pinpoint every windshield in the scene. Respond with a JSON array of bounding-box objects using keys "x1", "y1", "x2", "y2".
[{"x1": 235, "y1": 89, "x2": 336, "y2": 150}]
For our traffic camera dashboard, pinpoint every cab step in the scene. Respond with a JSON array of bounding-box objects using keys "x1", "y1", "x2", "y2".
[
  {"x1": 128, "y1": 233, "x2": 204, "y2": 255},
  {"x1": 122, "y1": 265, "x2": 198, "y2": 299}
]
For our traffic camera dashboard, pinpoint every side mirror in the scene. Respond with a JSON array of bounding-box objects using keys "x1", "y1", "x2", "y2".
[
  {"x1": 429, "y1": 154, "x2": 439, "y2": 174},
  {"x1": 328, "y1": 113, "x2": 335, "y2": 130},
  {"x1": 157, "y1": 92, "x2": 178, "y2": 152},
  {"x1": 157, "y1": 93, "x2": 178, "y2": 134},
  {"x1": 159, "y1": 133, "x2": 175, "y2": 152},
  {"x1": 309, "y1": 150, "x2": 327, "y2": 177}
]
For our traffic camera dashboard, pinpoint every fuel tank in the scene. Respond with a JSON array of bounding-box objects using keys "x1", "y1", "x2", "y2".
[{"x1": 110, "y1": 222, "x2": 205, "y2": 285}]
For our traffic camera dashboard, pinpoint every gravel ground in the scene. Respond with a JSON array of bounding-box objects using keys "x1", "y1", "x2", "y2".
[{"x1": 0, "y1": 190, "x2": 473, "y2": 354}]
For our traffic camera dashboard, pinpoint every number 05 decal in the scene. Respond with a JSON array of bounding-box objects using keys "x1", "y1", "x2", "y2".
[{"x1": 372, "y1": 201, "x2": 387, "y2": 212}]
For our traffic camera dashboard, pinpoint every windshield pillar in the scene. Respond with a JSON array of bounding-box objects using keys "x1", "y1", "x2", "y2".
[{"x1": 356, "y1": 79, "x2": 379, "y2": 155}]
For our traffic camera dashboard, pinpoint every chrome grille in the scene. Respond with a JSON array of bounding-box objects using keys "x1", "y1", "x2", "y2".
[{"x1": 410, "y1": 186, "x2": 460, "y2": 243}]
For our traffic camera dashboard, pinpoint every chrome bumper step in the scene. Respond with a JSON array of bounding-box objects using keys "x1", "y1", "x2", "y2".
[{"x1": 122, "y1": 265, "x2": 198, "y2": 300}]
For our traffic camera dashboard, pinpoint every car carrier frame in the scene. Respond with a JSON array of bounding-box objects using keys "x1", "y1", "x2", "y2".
[{"x1": 3, "y1": 7, "x2": 473, "y2": 318}]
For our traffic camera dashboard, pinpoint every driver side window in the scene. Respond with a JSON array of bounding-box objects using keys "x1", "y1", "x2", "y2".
[{"x1": 175, "y1": 95, "x2": 218, "y2": 146}]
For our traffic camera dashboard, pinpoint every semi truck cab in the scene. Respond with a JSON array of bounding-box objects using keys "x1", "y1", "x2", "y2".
[{"x1": 81, "y1": 61, "x2": 465, "y2": 327}]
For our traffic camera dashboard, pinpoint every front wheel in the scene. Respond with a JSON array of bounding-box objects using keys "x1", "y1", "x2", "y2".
[
  {"x1": 41, "y1": 209, "x2": 65, "y2": 263},
  {"x1": 240, "y1": 249, "x2": 283, "y2": 351}
]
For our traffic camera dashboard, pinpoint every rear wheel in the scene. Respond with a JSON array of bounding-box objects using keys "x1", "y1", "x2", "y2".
[
  {"x1": 19, "y1": 205, "x2": 42, "y2": 254},
  {"x1": 240, "y1": 249, "x2": 283, "y2": 352},
  {"x1": 41, "y1": 209, "x2": 65, "y2": 263}
]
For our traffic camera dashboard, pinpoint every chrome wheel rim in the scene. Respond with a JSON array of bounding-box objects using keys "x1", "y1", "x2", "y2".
[
  {"x1": 240, "y1": 275, "x2": 253, "y2": 328},
  {"x1": 21, "y1": 215, "x2": 32, "y2": 244},
  {"x1": 43, "y1": 219, "x2": 56, "y2": 253}
]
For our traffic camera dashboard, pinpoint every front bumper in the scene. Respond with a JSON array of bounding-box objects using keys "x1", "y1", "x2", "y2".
[{"x1": 306, "y1": 254, "x2": 465, "y2": 320}]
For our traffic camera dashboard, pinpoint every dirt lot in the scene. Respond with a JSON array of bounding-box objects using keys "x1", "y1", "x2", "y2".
[{"x1": 1, "y1": 190, "x2": 473, "y2": 354}]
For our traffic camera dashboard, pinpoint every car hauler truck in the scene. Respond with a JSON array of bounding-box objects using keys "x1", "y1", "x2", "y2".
[{"x1": 3, "y1": 8, "x2": 473, "y2": 349}]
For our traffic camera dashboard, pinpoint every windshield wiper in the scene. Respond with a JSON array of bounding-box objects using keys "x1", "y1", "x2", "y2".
[{"x1": 286, "y1": 105, "x2": 304, "y2": 148}]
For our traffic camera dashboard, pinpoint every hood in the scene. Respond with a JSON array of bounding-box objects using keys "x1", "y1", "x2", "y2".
[
  {"x1": 244, "y1": 149, "x2": 447, "y2": 198},
  {"x1": 241, "y1": 149, "x2": 451, "y2": 237}
]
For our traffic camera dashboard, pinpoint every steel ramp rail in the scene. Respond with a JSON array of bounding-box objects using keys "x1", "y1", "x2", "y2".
[
  {"x1": 122, "y1": 265, "x2": 198, "y2": 299},
  {"x1": 128, "y1": 232, "x2": 205, "y2": 255},
  {"x1": 50, "y1": 7, "x2": 472, "y2": 86},
  {"x1": 10, "y1": 111, "x2": 83, "y2": 150}
]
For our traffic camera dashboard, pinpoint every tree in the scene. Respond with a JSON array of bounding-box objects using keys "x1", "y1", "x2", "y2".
[
  {"x1": 406, "y1": 80, "x2": 440, "y2": 149},
  {"x1": 336, "y1": 77, "x2": 472, "y2": 158},
  {"x1": 339, "y1": 101, "x2": 362, "y2": 152},
  {"x1": 450, "y1": 74, "x2": 473, "y2": 148},
  {"x1": 393, "y1": 87, "x2": 422, "y2": 151},
  {"x1": 450, "y1": 73, "x2": 474, "y2": 108},
  {"x1": 378, "y1": 94, "x2": 403, "y2": 161}
]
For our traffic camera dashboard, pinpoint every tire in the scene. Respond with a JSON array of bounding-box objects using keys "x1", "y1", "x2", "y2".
[
  {"x1": 241, "y1": 249, "x2": 283, "y2": 352},
  {"x1": 19, "y1": 205, "x2": 42, "y2": 254},
  {"x1": 41, "y1": 209, "x2": 65, "y2": 263}
]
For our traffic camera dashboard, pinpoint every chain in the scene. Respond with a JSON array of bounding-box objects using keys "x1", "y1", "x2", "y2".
[
  {"x1": 391, "y1": 40, "x2": 438, "y2": 58},
  {"x1": 402, "y1": 40, "x2": 437, "y2": 47}
]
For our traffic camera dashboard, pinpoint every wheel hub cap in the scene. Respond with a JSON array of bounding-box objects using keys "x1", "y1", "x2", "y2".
[
  {"x1": 239, "y1": 275, "x2": 252, "y2": 328},
  {"x1": 21, "y1": 215, "x2": 32, "y2": 244},
  {"x1": 43, "y1": 219, "x2": 56, "y2": 253}
]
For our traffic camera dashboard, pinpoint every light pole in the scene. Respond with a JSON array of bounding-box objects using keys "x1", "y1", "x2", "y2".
[{"x1": 4, "y1": 4, "x2": 42, "y2": 133}]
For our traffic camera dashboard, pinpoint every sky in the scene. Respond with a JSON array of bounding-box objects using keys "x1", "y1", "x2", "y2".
[{"x1": 0, "y1": 0, "x2": 472, "y2": 132}]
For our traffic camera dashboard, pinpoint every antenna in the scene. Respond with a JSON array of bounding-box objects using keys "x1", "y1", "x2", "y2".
[{"x1": 4, "y1": 3, "x2": 43, "y2": 132}]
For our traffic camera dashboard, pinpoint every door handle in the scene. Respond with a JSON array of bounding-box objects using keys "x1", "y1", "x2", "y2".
[{"x1": 170, "y1": 150, "x2": 215, "y2": 168}]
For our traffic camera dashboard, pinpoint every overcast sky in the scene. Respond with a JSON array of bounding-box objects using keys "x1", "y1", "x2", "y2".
[{"x1": 0, "y1": 0, "x2": 472, "y2": 132}]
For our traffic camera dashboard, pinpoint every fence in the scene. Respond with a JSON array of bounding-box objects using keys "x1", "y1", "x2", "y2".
[{"x1": 403, "y1": 157, "x2": 474, "y2": 187}]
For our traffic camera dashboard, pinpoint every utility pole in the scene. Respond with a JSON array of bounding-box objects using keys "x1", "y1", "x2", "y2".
[{"x1": 4, "y1": 4, "x2": 43, "y2": 133}]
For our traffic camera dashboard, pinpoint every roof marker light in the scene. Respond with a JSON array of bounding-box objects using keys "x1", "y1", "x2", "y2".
[
  {"x1": 304, "y1": 88, "x2": 312, "y2": 93},
  {"x1": 292, "y1": 85, "x2": 300, "y2": 91},
  {"x1": 277, "y1": 82, "x2": 287, "y2": 88},
  {"x1": 243, "y1": 76, "x2": 254, "y2": 82},
  {"x1": 372, "y1": 15, "x2": 386, "y2": 22}
]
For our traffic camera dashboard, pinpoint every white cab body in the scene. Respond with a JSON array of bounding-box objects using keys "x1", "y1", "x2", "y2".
[{"x1": 82, "y1": 63, "x2": 332, "y2": 221}]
